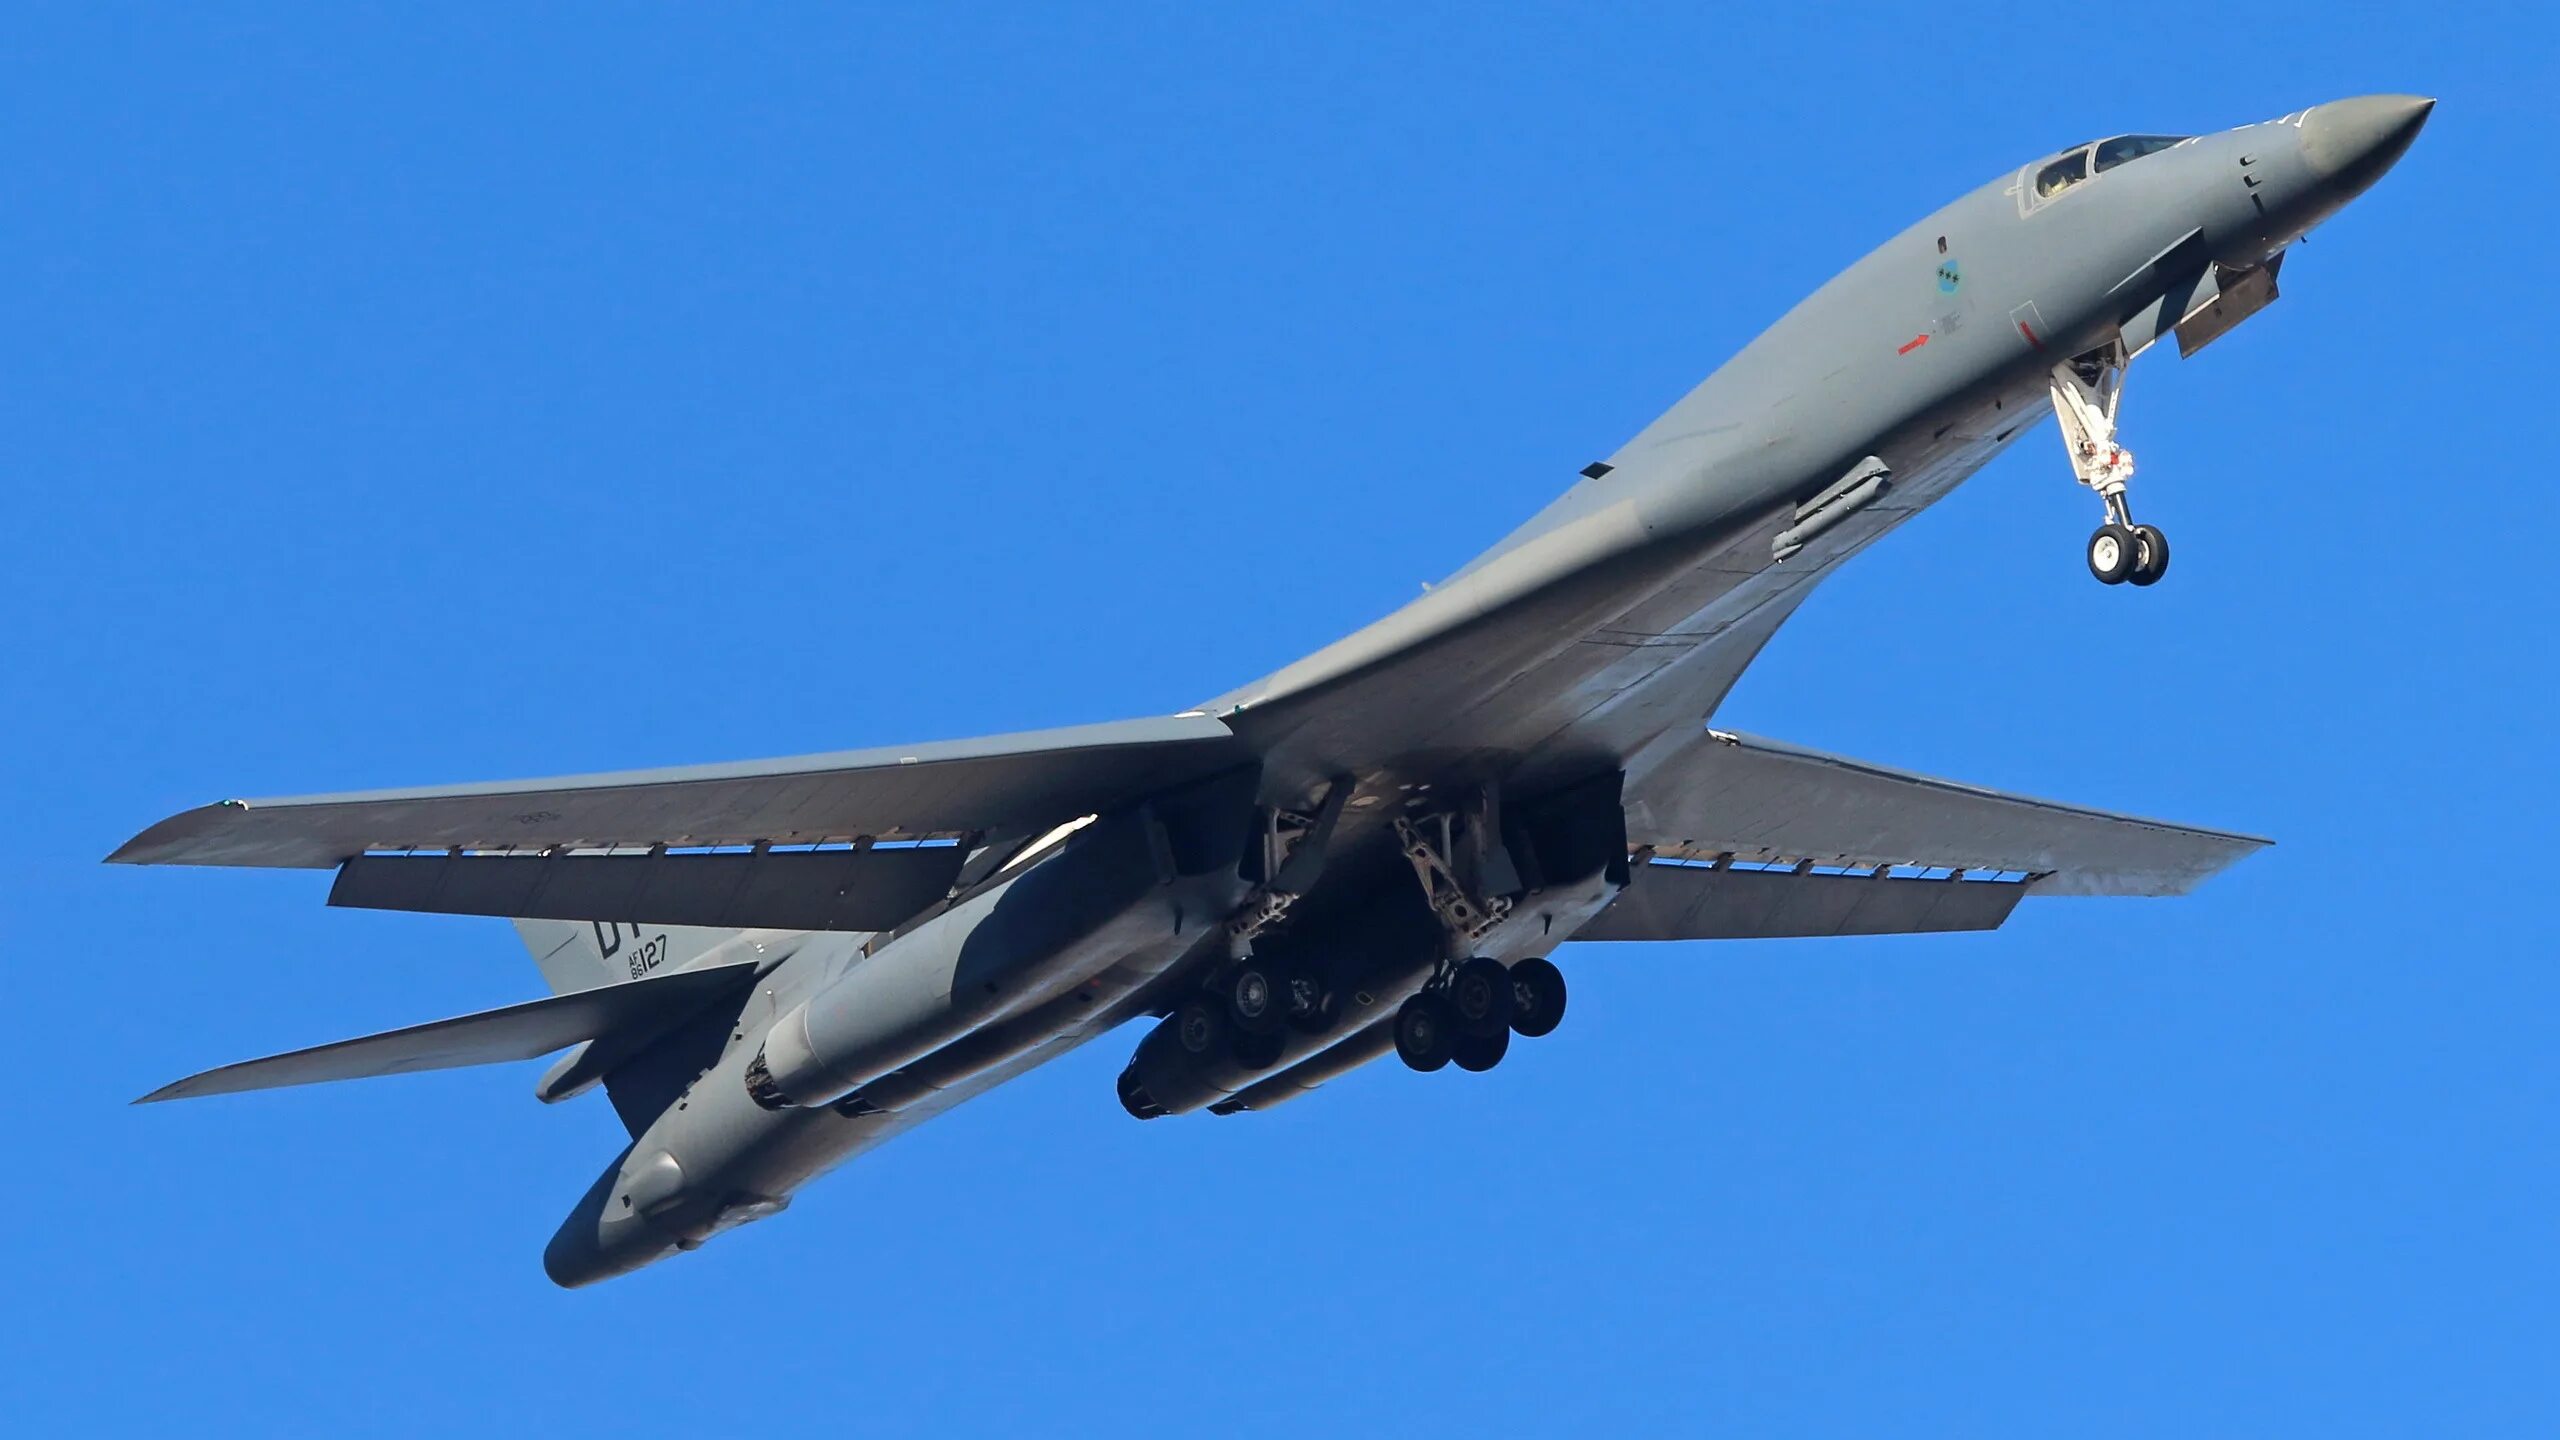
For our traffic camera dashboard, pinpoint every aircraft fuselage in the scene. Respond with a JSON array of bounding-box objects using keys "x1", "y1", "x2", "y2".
[{"x1": 535, "y1": 97, "x2": 2431, "y2": 1286}]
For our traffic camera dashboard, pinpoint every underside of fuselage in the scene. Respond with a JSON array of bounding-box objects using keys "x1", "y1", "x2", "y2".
[{"x1": 523, "y1": 358, "x2": 2143, "y2": 1285}]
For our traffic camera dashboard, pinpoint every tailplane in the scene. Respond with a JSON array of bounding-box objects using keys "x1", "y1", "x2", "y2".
[
  {"x1": 135, "y1": 958, "x2": 762, "y2": 1104},
  {"x1": 133, "y1": 921, "x2": 778, "y2": 1108},
  {"x1": 512, "y1": 919, "x2": 788, "y2": 1135}
]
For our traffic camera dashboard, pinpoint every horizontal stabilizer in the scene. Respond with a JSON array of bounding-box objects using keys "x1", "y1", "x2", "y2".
[
  {"x1": 135, "y1": 959, "x2": 760, "y2": 1103},
  {"x1": 1577, "y1": 860, "x2": 2027, "y2": 941},
  {"x1": 1624, "y1": 729, "x2": 2267, "y2": 897},
  {"x1": 110, "y1": 713, "x2": 1244, "y2": 869},
  {"x1": 332, "y1": 844, "x2": 963, "y2": 932}
]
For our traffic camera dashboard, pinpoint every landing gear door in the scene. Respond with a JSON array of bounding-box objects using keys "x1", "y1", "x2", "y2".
[
  {"x1": 2119, "y1": 265, "x2": 2221, "y2": 360},
  {"x1": 2175, "y1": 256, "x2": 2282, "y2": 359}
]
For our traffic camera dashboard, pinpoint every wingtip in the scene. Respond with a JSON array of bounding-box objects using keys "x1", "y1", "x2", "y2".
[{"x1": 105, "y1": 800, "x2": 254, "y2": 866}]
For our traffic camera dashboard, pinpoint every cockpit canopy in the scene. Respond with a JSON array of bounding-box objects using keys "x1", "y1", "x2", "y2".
[{"x1": 2034, "y1": 135, "x2": 2190, "y2": 199}]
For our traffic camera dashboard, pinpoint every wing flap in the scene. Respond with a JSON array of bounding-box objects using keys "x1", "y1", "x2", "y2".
[
  {"x1": 1577, "y1": 860, "x2": 2027, "y2": 941},
  {"x1": 1624, "y1": 729, "x2": 2267, "y2": 897},
  {"x1": 330, "y1": 845, "x2": 964, "y2": 932},
  {"x1": 135, "y1": 959, "x2": 761, "y2": 1103},
  {"x1": 111, "y1": 713, "x2": 1244, "y2": 869}
]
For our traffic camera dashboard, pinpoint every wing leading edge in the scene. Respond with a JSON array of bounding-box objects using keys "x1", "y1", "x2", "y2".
[{"x1": 110, "y1": 713, "x2": 1246, "y2": 869}]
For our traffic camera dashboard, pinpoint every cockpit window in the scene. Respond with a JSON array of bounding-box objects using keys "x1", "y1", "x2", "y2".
[
  {"x1": 2034, "y1": 145, "x2": 2094, "y2": 199},
  {"x1": 2094, "y1": 134, "x2": 2188, "y2": 173}
]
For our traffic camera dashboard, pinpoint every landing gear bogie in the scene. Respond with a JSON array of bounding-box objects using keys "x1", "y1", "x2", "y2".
[
  {"x1": 1174, "y1": 997, "x2": 1227, "y2": 1058},
  {"x1": 1388, "y1": 805, "x2": 1574, "y2": 1081},
  {"x1": 1506, "y1": 956, "x2": 1568, "y2": 1038},
  {"x1": 1280, "y1": 964, "x2": 1336, "y2": 1036},
  {"x1": 1222, "y1": 955, "x2": 1332, "y2": 1039},
  {"x1": 1447, "y1": 955, "x2": 1514, "y2": 1038},
  {"x1": 1394, "y1": 993, "x2": 1456, "y2": 1073},
  {"x1": 1397, "y1": 955, "x2": 1572, "y2": 1074},
  {"x1": 1452, "y1": 1028, "x2": 1510, "y2": 1073},
  {"x1": 1219, "y1": 960, "x2": 1284, "y2": 1036}
]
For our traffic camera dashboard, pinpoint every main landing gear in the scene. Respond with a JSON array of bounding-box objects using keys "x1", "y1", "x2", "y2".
[
  {"x1": 2052, "y1": 340, "x2": 2169, "y2": 588},
  {"x1": 1393, "y1": 955, "x2": 1569, "y2": 1073},
  {"x1": 1384, "y1": 795, "x2": 1574, "y2": 1076},
  {"x1": 1216, "y1": 953, "x2": 1331, "y2": 1040}
]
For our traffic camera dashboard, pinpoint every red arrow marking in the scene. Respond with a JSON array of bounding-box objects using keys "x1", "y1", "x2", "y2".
[{"x1": 1896, "y1": 334, "x2": 1930, "y2": 355}]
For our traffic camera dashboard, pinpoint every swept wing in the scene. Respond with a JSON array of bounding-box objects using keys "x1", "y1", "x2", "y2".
[
  {"x1": 111, "y1": 713, "x2": 1244, "y2": 871},
  {"x1": 1620, "y1": 728, "x2": 2267, "y2": 899}
]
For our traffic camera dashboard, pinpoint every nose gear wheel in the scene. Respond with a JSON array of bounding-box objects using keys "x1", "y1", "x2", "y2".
[
  {"x1": 2088, "y1": 524, "x2": 2138, "y2": 584},
  {"x1": 2127, "y1": 524, "x2": 2169, "y2": 586}
]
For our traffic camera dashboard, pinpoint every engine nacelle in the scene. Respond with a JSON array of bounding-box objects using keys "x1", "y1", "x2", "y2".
[
  {"x1": 747, "y1": 771, "x2": 1256, "y2": 1110},
  {"x1": 1209, "y1": 1016, "x2": 1400, "y2": 1115},
  {"x1": 1115, "y1": 1001, "x2": 1241, "y2": 1120},
  {"x1": 1117, "y1": 768, "x2": 1635, "y2": 1119},
  {"x1": 1117, "y1": 871, "x2": 1443, "y2": 1118}
]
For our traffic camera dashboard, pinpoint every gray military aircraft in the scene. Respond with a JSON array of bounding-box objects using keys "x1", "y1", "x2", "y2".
[{"x1": 116, "y1": 96, "x2": 2431, "y2": 1286}]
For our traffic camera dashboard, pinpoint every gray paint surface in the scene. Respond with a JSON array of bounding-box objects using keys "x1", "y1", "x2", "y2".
[
  {"x1": 1577, "y1": 864, "x2": 2026, "y2": 943},
  {"x1": 108, "y1": 96, "x2": 2433, "y2": 1285},
  {"x1": 111, "y1": 712, "x2": 1244, "y2": 867},
  {"x1": 138, "y1": 959, "x2": 760, "y2": 1103},
  {"x1": 1623, "y1": 730, "x2": 2267, "y2": 896},
  {"x1": 330, "y1": 845, "x2": 966, "y2": 932}
]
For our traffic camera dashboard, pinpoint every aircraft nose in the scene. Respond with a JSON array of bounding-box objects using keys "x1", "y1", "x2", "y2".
[{"x1": 2300, "y1": 94, "x2": 2434, "y2": 186}]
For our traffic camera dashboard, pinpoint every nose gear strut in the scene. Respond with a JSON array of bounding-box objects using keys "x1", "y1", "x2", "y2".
[{"x1": 2050, "y1": 338, "x2": 2169, "y2": 587}]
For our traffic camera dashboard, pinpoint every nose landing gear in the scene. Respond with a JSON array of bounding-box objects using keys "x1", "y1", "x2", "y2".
[{"x1": 2054, "y1": 340, "x2": 2170, "y2": 587}]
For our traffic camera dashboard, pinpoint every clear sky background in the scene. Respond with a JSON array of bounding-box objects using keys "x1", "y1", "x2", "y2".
[{"x1": 7, "y1": 5, "x2": 2553, "y2": 1434}]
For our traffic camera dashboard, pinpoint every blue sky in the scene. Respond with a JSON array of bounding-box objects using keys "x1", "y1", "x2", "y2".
[{"x1": 7, "y1": 5, "x2": 2553, "y2": 1434}]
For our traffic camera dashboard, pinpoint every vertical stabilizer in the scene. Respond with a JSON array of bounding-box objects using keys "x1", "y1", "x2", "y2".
[{"x1": 512, "y1": 919, "x2": 749, "y2": 995}]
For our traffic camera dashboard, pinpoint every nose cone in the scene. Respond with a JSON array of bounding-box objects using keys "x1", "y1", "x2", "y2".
[{"x1": 2301, "y1": 94, "x2": 2435, "y2": 187}]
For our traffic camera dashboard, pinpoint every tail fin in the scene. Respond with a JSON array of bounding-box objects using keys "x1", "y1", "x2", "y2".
[
  {"x1": 513, "y1": 919, "x2": 779, "y2": 1135},
  {"x1": 513, "y1": 920, "x2": 750, "y2": 995}
]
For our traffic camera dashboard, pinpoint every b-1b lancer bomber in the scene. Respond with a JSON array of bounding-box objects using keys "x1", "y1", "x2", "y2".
[{"x1": 116, "y1": 96, "x2": 2432, "y2": 1285}]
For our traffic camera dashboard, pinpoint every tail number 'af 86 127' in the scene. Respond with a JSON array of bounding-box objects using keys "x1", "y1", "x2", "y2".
[{"x1": 592, "y1": 922, "x2": 675, "y2": 980}]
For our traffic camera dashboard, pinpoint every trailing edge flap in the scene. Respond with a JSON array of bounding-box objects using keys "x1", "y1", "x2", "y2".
[
  {"x1": 1622, "y1": 729, "x2": 2268, "y2": 898},
  {"x1": 331, "y1": 844, "x2": 962, "y2": 932},
  {"x1": 1577, "y1": 860, "x2": 2029, "y2": 942},
  {"x1": 134, "y1": 959, "x2": 761, "y2": 1103},
  {"x1": 109, "y1": 712, "x2": 1245, "y2": 869}
]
